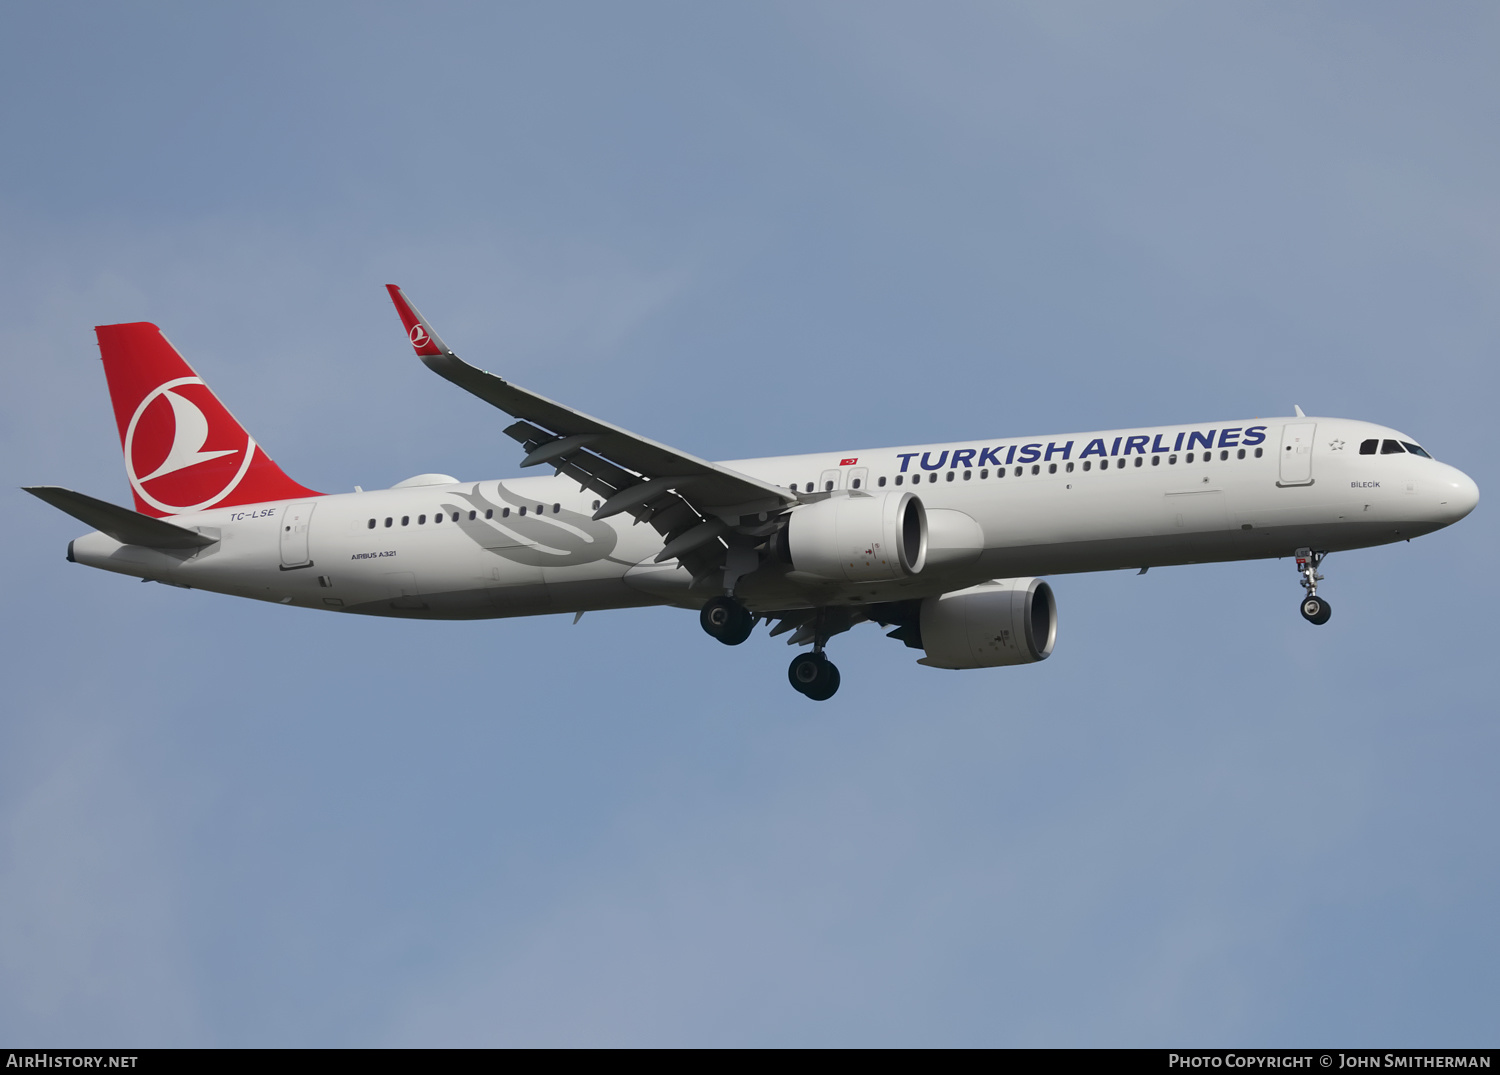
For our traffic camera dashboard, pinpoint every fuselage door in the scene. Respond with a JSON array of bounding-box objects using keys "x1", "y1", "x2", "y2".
[
  {"x1": 819, "y1": 468, "x2": 844, "y2": 493},
  {"x1": 279, "y1": 501, "x2": 317, "y2": 568},
  {"x1": 1278, "y1": 423, "x2": 1317, "y2": 486}
]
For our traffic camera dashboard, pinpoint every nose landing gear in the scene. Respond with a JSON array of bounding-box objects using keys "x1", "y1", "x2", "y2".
[{"x1": 1295, "y1": 548, "x2": 1332, "y2": 625}]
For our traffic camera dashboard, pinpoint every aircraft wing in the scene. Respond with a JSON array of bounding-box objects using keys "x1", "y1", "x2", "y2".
[{"x1": 386, "y1": 285, "x2": 795, "y2": 585}]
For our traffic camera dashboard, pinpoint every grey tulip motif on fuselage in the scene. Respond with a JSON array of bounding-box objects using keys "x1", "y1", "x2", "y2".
[{"x1": 443, "y1": 483, "x2": 623, "y2": 567}]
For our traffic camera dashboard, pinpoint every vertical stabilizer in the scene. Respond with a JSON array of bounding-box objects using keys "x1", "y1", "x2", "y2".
[{"x1": 95, "y1": 322, "x2": 320, "y2": 517}]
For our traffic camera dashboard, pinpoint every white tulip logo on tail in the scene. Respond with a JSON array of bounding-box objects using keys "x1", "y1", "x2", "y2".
[{"x1": 124, "y1": 377, "x2": 257, "y2": 514}]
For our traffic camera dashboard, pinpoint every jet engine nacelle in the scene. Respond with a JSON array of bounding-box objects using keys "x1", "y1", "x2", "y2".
[
  {"x1": 782, "y1": 491, "x2": 927, "y2": 582},
  {"x1": 918, "y1": 578, "x2": 1056, "y2": 669}
]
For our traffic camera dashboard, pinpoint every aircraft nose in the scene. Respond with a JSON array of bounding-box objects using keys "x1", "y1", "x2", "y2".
[{"x1": 1436, "y1": 465, "x2": 1479, "y2": 524}]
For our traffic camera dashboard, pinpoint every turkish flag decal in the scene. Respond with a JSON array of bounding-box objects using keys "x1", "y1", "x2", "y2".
[{"x1": 839, "y1": 457, "x2": 858, "y2": 466}]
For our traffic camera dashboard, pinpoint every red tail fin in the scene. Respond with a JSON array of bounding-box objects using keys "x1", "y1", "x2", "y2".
[{"x1": 95, "y1": 322, "x2": 321, "y2": 517}]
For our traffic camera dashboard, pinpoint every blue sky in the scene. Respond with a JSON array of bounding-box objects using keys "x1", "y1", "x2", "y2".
[{"x1": 2, "y1": 2, "x2": 1496, "y2": 1046}]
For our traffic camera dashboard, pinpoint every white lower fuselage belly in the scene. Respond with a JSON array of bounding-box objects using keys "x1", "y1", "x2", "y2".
[{"x1": 67, "y1": 416, "x2": 1477, "y2": 619}]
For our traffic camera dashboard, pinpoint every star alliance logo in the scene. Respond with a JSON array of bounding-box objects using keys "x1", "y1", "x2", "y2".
[{"x1": 1328, "y1": 439, "x2": 1345, "y2": 451}]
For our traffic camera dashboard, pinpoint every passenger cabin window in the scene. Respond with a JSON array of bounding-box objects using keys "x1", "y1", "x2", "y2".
[
  {"x1": 1168, "y1": 455, "x2": 1177, "y2": 465},
  {"x1": 502, "y1": 508, "x2": 510, "y2": 518},
  {"x1": 1237, "y1": 449, "x2": 1245, "y2": 459},
  {"x1": 1255, "y1": 447, "x2": 1263, "y2": 458},
  {"x1": 485, "y1": 509, "x2": 493, "y2": 519},
  {"x1": 1220, "y1": 450, "x2": 1229, "y2": 461},
  {"x1": 946, "y1": 471, "x2": 955, "y2": 481},
  {"x1": 418, "y1": 514, "x2": 427, "y2": 524},
  {"x1": 980, "y1": 468, "x2": 989, "y2": 479},
  {"x1": 469, "y1": 511, "x2": 476, "y2": 520},
  {"x1": 1031, "y1": 465, "x2": 1040, "y2": 475},
  {"x1": 1066, "y1": 462, "x2": 1074, "y2": 473},
  {"x1": 824, "y1": 481, "x2": 834, "y2": 491},
  {"x1": 433, "y1": 512, "x2": 441, "y2": 523},
  {"x1": 1151, "y1": 456, "x2": 1160, "y2": 466},
  {"x1": 878, "y1": 476, "x2": 887, "y2": 487},
  {"x1": 1401, "y1": 442, "x2": 1432, "y2": 458},
  {"x1": 553, "y1": 503, "x2": 560, "y2": 513},
  {"x1": 895, "y1": 476, "x2": 903, "y2": 485},
  {"x1": 367, "y1": 519, "x2": 376, "y2": 529},
  {"x1": 1381, "y1": 439, "x2": 1405, "y2": 454},
  {"x1": 1133, "y1": 457, "x2": 1143, "y2": 467},
  {"x1": 1082, "y1": 461, "x2": 1091, "y2": 471},
  {"x1": 384, "y1": 517, "x2": 393, "y2": 528},
  {"x1": 401, "y1": 516, "x2": 410, "y2": 526},
  {"x1": 1359, "y1": 439, "x2": 1379, "y2": 455},
  {"x1": 852, "y1": 478, "x2": 862, "y2": 489}
]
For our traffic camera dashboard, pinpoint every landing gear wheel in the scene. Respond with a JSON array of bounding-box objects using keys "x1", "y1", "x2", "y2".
[
  {"x1": 788, "y1": 652, "x2": 840, "y2": 700},
  {"x1": 700, "y1": 596, "x2": 754, "y2": 646},
  {"x1": 1293, "y1": 548, "x2": 1332, "y2": 626},
  {"x1": 1300, "y1": 596, "x2": 1332, "y2": 625}
]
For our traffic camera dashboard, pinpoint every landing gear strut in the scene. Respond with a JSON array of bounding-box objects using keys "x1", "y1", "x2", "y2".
[
  {"x1": 786, "y1": 608, "x2": 841, "y2": 701},
  {"x1": 1295, "y1": 547, "x2": 1332, "y2": 625},
  {"x1": 700, "y1": 596, "x2": 754, "y2": 646}
]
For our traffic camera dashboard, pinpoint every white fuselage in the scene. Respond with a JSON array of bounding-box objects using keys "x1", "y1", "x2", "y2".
[{"x1": 67, "y1": 416, "x2": 1479, "y2": 619}]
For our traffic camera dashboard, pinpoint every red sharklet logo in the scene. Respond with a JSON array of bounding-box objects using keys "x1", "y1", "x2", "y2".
[
  {"x1": 96, "y1": 322, "x2": 321, "y2": 517},
  {"x1": 387, "y1": 285, "x2": 443, "y2": 356}
]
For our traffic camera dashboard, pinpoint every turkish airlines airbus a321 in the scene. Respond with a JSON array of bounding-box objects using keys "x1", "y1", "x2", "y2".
[{"x1": 27, "y1": 286, "x2": 1480, "y2": 700}]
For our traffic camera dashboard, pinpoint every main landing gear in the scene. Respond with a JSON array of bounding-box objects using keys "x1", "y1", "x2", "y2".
[
  {"x1": 788, "y1": 651, "x2": 840, "y2": 701},
  {"x1": 1295, "y1": 547, "x2": 1332, "y2": 625},
  {"x1": 699, "y1": 598, "x2": 843, "y2": 701},
  {"x1": 700, "y1": 595, "x2": 754, "y2": 646},
  {"x1": 785, "y1": 607, "x2": 842, "y2": 701}
]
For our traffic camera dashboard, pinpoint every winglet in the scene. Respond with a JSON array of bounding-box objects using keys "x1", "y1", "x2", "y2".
[{"x1": 385, "y1": 284, "x2": 452, "y2": 358}]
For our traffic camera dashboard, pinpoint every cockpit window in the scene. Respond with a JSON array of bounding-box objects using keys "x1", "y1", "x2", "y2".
[
  {"x1": 1401, "y1": 442, "x2": 1432, "y2": 459},
  {"x1": 1359, "y1": 439, "x2": 1378, "y2": 455},
  {"x1": 1381, "y1": 439, "x2": 1405, "y2": 455}
]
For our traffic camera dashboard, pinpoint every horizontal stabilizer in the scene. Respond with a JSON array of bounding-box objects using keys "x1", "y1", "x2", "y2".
[{"x1": 24, "y1": 486, "x2": 218, "y2": 549}]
